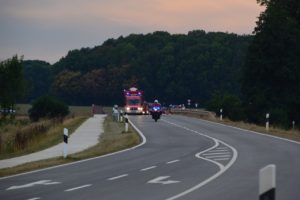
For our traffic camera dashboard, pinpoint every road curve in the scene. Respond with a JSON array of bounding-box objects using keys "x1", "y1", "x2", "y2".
[{"x1": 0, "y1": 114, "x2": 300, "y2": 200}]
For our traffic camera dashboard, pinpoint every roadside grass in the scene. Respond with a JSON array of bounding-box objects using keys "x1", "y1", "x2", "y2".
[
  {"x1": 71, "y1": 114, "x2": 140, "y2": 159},
  {"x1": 0, "y1": 105, "x2": 92, "y2": 160},
  {"x1": 0, "y1": 110, "x2": 140, "y2": 177},
  {"x1": 0, "y1": 116, "x2": 88, "y2": 160},
  {"x1": 175, "y1": 112, "x2": 300, "y2": 142}
]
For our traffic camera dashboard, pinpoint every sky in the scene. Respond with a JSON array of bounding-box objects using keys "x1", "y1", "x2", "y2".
[{"x1": 0, "y1": 0, "x2": 264, "y2": 64}]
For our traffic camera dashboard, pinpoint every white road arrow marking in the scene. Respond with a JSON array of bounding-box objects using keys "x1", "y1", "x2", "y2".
[
  {"x1": 6, "y1": 180, "x2": 61, "y2": 190},
  {"x1": 148, "y1": 176, "x2": 180, "y2": 185}
]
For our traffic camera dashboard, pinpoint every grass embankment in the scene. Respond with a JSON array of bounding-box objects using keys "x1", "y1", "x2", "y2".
[
  {"x1": 176, "y1": 111, "x2": 300, "y2": 142},
  {"x1": 0, "y1": 107, "x2": 140, "y2": 177}
]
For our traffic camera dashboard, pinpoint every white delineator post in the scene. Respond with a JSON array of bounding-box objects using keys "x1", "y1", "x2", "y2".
[
  {"x1": 120, "y1": 110, "x2": 124, "y2": 122},
  {"x1": 125, "y1": 114, "x2": 129, "y2": 132},
  {"x1": 259, "y1": 164, "x2": 276, "y2": 200},
  {"x1": 63, "y1": 128, "x2": 68, "y2": 158},
  {"x1": 220, "y1": 108, "x2": 223, "y2": 121},
  {"x1": 292, "y1": 120, "x2": 295, "y2": 129},
  {"x1": 266, "y1": 113, "x2": 270, "y2": 131}
]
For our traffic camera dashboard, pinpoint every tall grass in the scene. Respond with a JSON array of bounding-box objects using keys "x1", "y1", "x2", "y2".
[
  {"x1": 0, "y1": 115, "x2": 88, "y2": 159},
  {"x1": 0, "y1": 104, "x2": 92, "y2": 159}
]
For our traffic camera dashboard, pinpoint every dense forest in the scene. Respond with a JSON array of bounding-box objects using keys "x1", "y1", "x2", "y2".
[
  {"x1": 23, "y1": 30, "x2": 252, "y2": 107},
  {"x1": 3, "y1": 0, "x2": 299, "y2": 128},
  {"x1": 241, "y1": 0, "x2": 300, "y2": 126}
]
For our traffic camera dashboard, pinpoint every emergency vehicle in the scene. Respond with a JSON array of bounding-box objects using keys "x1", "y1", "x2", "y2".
[{"x1": 124, "y1": 87, "x2": 145, "y2": 114}]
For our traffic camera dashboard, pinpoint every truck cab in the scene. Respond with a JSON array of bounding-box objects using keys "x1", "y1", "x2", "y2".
[{"x1": 124, "y1": 87, "x2": 144, "y2": 114}]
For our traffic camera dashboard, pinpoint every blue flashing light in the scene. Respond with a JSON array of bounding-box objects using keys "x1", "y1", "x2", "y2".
[{"x1": 153, "y1": 106, "x2": 161, "y2": 111}]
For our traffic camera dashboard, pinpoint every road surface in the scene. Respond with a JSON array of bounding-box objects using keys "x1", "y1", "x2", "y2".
[{"x1": 0, "y1": 115, "x2": 299, "y2": 200}]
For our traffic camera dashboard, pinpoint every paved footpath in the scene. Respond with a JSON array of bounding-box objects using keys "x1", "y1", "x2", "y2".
[{"x1": 0, "y1": 114, "x2": 106, "y2": 169}]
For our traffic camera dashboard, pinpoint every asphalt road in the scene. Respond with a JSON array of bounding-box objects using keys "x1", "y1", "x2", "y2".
[{"x1": 0, "y1": 114, "x2": 300, "y2": 200}]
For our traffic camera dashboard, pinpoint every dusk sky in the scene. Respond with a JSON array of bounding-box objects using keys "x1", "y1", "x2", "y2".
[{"x1": 0, "y1": 0, "x2": 264, "y2": 64}]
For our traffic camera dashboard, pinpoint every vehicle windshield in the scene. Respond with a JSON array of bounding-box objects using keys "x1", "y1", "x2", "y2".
[{"x1": 127, "y1": 99, "x2": 141, "y2": 105}]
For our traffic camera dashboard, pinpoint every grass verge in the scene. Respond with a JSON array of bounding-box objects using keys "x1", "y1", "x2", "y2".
[
  {"x1": 0, "y1": 116, "x2": 88, "y2": 159},
  {"x1": 175, "y1": 112, "x2": 300, "y2": 142},
  {"x1": 0, "y1": 113, "x2": 140, "y2": 177}
]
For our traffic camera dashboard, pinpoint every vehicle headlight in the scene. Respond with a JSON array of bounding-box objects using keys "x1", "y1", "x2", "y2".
[{"x1": 126, "y1": 107, "x2": 130, "y2": 111}]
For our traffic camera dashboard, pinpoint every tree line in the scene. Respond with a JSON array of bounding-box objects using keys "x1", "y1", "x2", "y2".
[
  {"x1": 17, "y1": 30, "x2": 252, "y2": 107},
  {"x1": 51, "y1": 30, "x2": 251, "y2": 106}
]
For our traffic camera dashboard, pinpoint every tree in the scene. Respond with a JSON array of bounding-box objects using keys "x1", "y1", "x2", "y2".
[
  {"x1": 0, "y1": 55, "x2": 26, "y2": 117},
  {"x1": 51, "y1": 70, "x2": 82, "y2": 105},
  {"x1": 242, "y1": 0, "x2": 300, "y2": 126},
  {"x1": 22, "y1": 60, "x2": 53, "y2": 102}
]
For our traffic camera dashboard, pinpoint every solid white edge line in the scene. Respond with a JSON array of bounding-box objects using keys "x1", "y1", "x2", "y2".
[
  {"x1": 197, "y1": 117, "x2": 300, "y2": 145},
  {"x1": 27, "y1": 198, "x2": 41, "y2": 200},
  {"x1": 140, "y1": 166, "x2": 157, "y2": 171},
  {"x1": 166, "y1": 141, "x2": 238, "y2": 200},
  {"x1": 65, "y1": 184, "x2": 92, "y2": 192},
  {"x1": 0, "y1": 117, "x2": 147, "y2": 180},
  {"x1": 162, "y1": 119, "x2": 238, "y2": 200},
  {"x1": 107, "y1": 174, "x2": 128, "y2": 181}
]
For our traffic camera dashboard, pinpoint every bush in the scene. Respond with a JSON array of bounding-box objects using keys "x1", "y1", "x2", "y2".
[{"x1": 28, "y1": 96, "x2": 69, "y2": 121}]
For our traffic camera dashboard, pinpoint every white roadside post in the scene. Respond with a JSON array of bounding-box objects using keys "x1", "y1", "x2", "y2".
[
  {"x1": 220, "y1": 108, "x2": 223, "y2": 121},
  {"x1": 92, "y1": 104, "x2": 95, "y2": 117},
  {"x1": 63, "y1": 128, "x2": 68, "y2": 158},
  {"x1": 259, "y1": 164, "x2": 276, "y2": 200},
  {"x1": 266, "y1": 113, "x2": 270, "y2": 131},
  {"x1": 187, "y1": 99, "x2": 191, "y2": 109},
  {"x1": 120, "y1": 110, "x2": 124, "y2": 122},
  {"x1": 124, "y1": 114, "x2": 129, "y2": 133},
  {"x1": 292, "y1": 120, "x2": 295, "y2": 129}
]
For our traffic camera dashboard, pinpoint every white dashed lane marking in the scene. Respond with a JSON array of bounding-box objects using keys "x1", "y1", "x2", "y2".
[
  {"x1": 140, "y1": 166, "x2": 157, "y2": 171},
  {"x1": 107, "y1": 174, "x2": 128, "y2": 181},
  {"x1": 65, "y1": 184, "x2": 92, "y2": 192},
  {"x1": 166, "y1": 160, "x2": 180, "y2": 164}
]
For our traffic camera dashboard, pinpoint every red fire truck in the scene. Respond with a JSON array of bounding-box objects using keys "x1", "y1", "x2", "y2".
[{"x1": 124, "y1": 87, "x2": 146, "y2": 114}]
